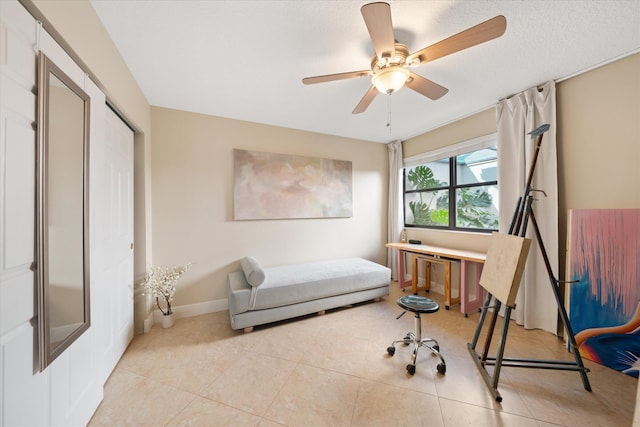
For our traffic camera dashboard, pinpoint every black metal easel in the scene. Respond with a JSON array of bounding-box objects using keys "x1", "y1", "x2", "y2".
[{"x1": 467, "y1": 124, "x2": 591, "y2": 402}]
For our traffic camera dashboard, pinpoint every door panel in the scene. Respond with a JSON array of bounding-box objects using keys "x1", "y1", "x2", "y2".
[
  {"x1": 1, "y1": 323, "x2": 49, "y2": 426},
  {"x1": 99, "y1": 107, "x2": 134, "y2": 381}
]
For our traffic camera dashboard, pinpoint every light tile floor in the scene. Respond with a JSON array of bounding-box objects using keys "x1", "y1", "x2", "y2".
[{"x1": 89, "y1": 283, "x2": 637, "y2": 426}]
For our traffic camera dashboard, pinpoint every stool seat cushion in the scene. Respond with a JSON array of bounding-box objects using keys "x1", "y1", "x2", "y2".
[{"x1": 397, "y1": 295, "x2": 439, "y2": 313}]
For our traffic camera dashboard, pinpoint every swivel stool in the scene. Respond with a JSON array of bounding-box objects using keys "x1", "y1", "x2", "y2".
[{"x1": 387, "y1": 295, "x2": 446, "y2": 375}]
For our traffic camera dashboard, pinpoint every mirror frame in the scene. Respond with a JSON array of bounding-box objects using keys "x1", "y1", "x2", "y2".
[{"x1": 36, "y1": 52, "x2": 91, "y2": 370}]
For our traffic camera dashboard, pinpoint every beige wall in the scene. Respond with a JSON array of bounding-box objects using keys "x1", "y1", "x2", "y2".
[
  {"x1": 404, "y1": 108, "x2": 497, "y2": 159},
  {"x1": 150, "y1": 107, "x2": 389, "y2": 305},
  {"x1": 557, "y1": 53, "x2": 640, "y2": 269},
  {"x1": 403, "y1": 53, "x2": 640, "y2": 271}
]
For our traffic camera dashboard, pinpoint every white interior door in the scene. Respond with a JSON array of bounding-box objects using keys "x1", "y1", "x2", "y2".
[
  {"x1": 97, "y1": 106, "x2": 134, "y2": 382},
  {"x1": 0, "y1": 2, "x2": 50, "y2": 424}
]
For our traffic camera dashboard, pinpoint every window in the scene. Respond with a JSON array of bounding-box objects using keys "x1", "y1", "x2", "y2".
[{"x1": 403, "y1": 145, "x2": 499, "y2": 232}]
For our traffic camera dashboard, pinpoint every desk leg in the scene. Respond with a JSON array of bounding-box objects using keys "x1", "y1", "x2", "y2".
[
  {"x1": 474, "y1": 264, "x2": 484, "y2": 311},
  {"x1": 425, "y1": 260, "x2": 431, "y2": 292},
  {"x1": 412, "y1": 257, "x2": 433, "y2": 294},
  {"x1": 444, "y1": 260, "x2": 455, "y2": 310},
  {"x1": 460, "y1": 261, "x2": 469, "y2": 315},
  {"x1": 412, "y1": 256, "x2": 418, "y2": 294},
  {"x1": 397, "y1": 250, "x2": 404, "y2": 285},
  {"x1": 461, "y1": 261, "x2": 484, "y2": 317},
  {"x1": 397, "y1": 250, "x2": 409, "y2": 289}
]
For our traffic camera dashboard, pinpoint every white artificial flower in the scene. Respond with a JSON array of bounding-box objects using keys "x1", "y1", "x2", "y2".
[{"x1": 143, "y1": 264, "x2": 189, "y2": 315}]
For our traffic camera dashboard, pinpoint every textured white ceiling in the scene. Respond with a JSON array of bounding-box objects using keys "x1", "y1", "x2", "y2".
[{"x1": 90, "y1": 0, "x2": 640, "y2": 143}]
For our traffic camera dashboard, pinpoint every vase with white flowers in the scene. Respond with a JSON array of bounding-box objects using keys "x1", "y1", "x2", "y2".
[{"x1": 143, "y1": 264, "x2": 189, "y2": 328}]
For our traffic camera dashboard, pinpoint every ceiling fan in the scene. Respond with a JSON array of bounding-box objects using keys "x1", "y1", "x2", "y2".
[{"x1": 302, "y1": 2, "x2": 507, "y2": 114}]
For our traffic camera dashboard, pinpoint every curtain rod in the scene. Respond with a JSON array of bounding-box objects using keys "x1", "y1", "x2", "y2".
[
  {"x1": 501, "y1": 48, "x2": 640, "y2": 101},
  {"x1": 556, "y1": 48, "x2": 640, "y2": 83}
]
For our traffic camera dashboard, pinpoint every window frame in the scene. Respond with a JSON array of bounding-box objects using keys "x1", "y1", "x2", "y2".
[{"x1": 402, "y1": 134, "x2": 498, "y2": 233}]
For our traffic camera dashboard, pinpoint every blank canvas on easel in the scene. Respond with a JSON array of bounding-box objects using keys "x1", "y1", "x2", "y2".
[{"x1": 479, "y1": 232, "x2": 532, "y2": 307}]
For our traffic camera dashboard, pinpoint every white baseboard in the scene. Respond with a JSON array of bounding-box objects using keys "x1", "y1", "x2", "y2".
[{"x1": 150, "y1": 298, "x2": 228, "y2": 325}]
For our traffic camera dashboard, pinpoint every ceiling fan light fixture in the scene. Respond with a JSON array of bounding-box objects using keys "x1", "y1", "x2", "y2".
[{"x1": 372, "y1": 66, "x2": 409, "y2": 94}]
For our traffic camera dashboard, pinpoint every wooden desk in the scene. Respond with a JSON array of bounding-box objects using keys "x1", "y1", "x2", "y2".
[{"x1": 386, "y1": 242, "x2": 487, "y2": 316}]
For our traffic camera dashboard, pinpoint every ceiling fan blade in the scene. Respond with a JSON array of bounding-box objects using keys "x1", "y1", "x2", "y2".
[
  {"x1": 302, "y1": 70, "x2": 371, "y2": 85},
  {"x1": 406, "y1": 73, "x2": 449, "y2": 100},
  {"x1": 352, "y1": 85, "x2": 378, "y2": 114},
  {"x1": 407, "y1": 15, "x2": 507, "y2": 65},
  {"x1": 361, "y1": 2, "x2": 395, "y2": 59}
]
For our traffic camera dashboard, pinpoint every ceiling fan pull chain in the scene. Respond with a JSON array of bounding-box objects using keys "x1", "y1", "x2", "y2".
[{"x1": 386, "y1": 93, "x2": 391, "y2": 130}]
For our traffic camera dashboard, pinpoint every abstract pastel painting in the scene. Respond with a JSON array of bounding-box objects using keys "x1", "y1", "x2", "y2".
[
  {"x1": 566, "y1": 209, "x2": 640, "y2": 377},
  {"x1": 233, "y1": 149, "x2": 352, "y2": 220}
]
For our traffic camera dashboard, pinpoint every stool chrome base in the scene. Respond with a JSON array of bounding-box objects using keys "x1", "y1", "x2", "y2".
[{"x1": 387, "y1": 296, "x2": 446, "y2": 376}]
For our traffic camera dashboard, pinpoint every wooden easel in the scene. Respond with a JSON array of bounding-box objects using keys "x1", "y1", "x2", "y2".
[{"x1": 467, "y1": 124, "x2": 591, "y2": 402}]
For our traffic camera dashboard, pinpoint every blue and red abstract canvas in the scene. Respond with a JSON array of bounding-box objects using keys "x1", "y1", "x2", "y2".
[{"x1": 567, "y1": 209, "x2": 640, "y2": 377}]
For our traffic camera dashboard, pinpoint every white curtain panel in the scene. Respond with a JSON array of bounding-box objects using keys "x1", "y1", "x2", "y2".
[
  {"x1": 387, "y1": 140, "x2": 403, "y2": 280},
  {"x1": 496, "y1": 80, "x2": 558, "y2": 333}
]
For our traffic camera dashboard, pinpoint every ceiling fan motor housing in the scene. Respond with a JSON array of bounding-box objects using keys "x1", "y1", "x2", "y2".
[
  {"x1": 371, "y1": 43, "x2": 412, "y2": 93},
  {"x1": 371, "y1": 42, "x2": 410, "y2": 69}
]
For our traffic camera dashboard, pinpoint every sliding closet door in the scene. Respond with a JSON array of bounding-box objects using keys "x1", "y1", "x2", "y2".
[{"x1": 96, "y1": 107, "x2": 134, "y2": 382}]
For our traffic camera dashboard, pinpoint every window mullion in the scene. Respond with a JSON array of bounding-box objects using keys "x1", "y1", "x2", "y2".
[{"x1": 450, "y1": 156, "x2": 455, "y2": 228}]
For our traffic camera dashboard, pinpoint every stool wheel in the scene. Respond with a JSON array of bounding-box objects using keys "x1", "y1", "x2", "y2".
[
  {"x1": 387, "y1": 346, "x2": 395, "y2": 356},
  {"x1": 437, "y1": 363, "x2": 446, "y2": 374},
  {"x1": 403, "y1": 333, "x2": 411, "y2": 345},
  {"x1": 406, "y1": 364, "x2": 416, "y2": 375}
]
